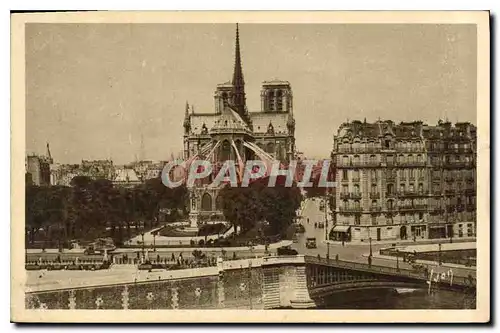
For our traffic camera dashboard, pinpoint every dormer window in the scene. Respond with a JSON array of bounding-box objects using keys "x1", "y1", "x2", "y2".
[{"x1": 267, "y1": 122, "x2": 274, "y2": 134}]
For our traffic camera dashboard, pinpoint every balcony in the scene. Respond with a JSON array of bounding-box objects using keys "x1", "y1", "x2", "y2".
[
  {"x1": 340, "y1": 178, "x2": 349, "y2": 184},
  {"x1": 445, "y1": 177, "x2": 454, "y2": 182},
  {"x1": 396, "y1": 161, "x2": 427, "y2": 167},
  {"x1": 352, "y1": 177, "x2": 361, "y2": 183},
  {"x1": 443, "y1": 161, "x2": 475, "y2": 169},
  {"x1": 339, "y1": 207, "x2": 362, "y2": 213},
  {"x1": 430, "y1": 207, "x2": 444, "y2": 214},
  {"x1": 465, "y1": 188, "x2": 476, "y2": 195},
  {"x1": 386, "y1": 192, "x2": 397, "y2": 198},
  {"x1": 369, "y1": 192, "x2": 380, "y2": 199},
  {"x1": 339, "y1": 192, "x2": 362, "y2": 200},
  {"x1": 337, "y1": 147, "x2": 381, "y2": 154},
  {"x1": 369, "y1": 206, "x2": 382, "y2": 212},
  {"x1": 336, "y1": 161, "x2": 382, "y2": 168},
  {"x1": 398, "y1": 191, "x2": 429, "y2": 197},
  {"x1": 395, "y1": 147, "x2": 425, "y2": 153},
  {"x1": 398, "y1": 204, "x2": 428, "y2": 211},
  {"x1": 444, "y1": 189, "x2": 455, "y2": 195}
]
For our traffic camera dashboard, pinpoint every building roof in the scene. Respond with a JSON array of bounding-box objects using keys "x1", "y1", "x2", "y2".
[
  {"x1": 188, "y1": 110, "x2": 293, "y2": 136},
  {"x1": 113, "y1": 168, "x2": 140, "y2": 183}
]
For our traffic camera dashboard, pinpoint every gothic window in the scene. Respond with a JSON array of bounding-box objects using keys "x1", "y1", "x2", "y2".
[
  {"x1": 201, "y1": 193, "x2": 212, "y2": 211},
  {"x1": 342, "y1": 170, "x2": 348, "y2": 180},
  {"x1": 268, "y1": 91, "x2": 275, "y2": 111},
  {"x1": 266, "y1": 142, "x2": 275, "y2": 154},
  {"x1": 354, "y1": 184, "x2": 360, "y2": 194},
  {"x1": 215, "y1": 195, "x2": 224, "y2": 210},
  {"x1": 220, "y1": 140, "x2": 231, "y2": 161},
  {"x1": 276, "y1": 90, "x2": 283, "y2": 111},
  {"x1": 371, "y1": 169, "x2": 377, "y2": 180},
  {"x1": 222, "y1": 92, "x2": 229, "y2": 107},
  {"x1": 418, "y1": 183, "x2": 424, "y2": 193},
  {"x1": 371, "y1": 184, "x2": 377, "y2": 194},
  {"x1": 353, "y1": 155, "x2": 360, "y2": 165}
]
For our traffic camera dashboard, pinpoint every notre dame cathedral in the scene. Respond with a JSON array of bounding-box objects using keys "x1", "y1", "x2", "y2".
[{"x1": 182, "y1": 24, "x2": 296, "y2": 226}]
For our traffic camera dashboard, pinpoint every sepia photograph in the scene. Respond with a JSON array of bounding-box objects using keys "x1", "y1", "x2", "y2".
[{"x1": 10, "y1": 11, "x2": 490, "y2": 323}]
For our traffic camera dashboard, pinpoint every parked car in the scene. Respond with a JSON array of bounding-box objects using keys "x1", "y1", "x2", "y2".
[{"x1": 306, "y1": 238, "x2": 317, "y2": 249}]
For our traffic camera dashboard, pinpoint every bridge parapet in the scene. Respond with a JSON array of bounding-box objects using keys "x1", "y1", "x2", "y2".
[
  {"x1": 262, "y1": 255, "x2": 306, "y2": 266},
  {"x1": 304, "y1": 256, "x2": 476, "y2": 289}
]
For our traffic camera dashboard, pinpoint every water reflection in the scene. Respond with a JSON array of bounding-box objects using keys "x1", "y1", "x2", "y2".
[{"x1": 318, "y1": 288, "x2": 476, "y2": 309}]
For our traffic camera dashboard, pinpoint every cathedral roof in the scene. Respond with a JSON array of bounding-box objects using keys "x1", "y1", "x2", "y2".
[
  {"x1": 210, "y1": 106, "x2": 252, "y2": 135},
  {"x1": 249, "y1": 112, "x2": 291, "y2": 135},
  {"x1": 188, "y1": 111, "x2": 293, "y2": 136}
]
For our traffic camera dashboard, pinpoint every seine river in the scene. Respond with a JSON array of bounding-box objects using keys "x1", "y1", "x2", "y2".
[{"x1": 319, "y1": 288, "x2": 476, "y2": 309}]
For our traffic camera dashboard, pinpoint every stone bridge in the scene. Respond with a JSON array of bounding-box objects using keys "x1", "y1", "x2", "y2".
[{"x1": 25, "y1": 255, "x2": 475, "y2": 310}]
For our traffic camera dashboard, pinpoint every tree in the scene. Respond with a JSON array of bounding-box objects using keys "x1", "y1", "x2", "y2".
[{"x1": 219, "y1": 185, "x2": 263, "y2": 235}]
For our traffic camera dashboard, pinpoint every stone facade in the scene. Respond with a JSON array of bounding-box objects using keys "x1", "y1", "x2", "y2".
[
  {"x1": 182, "y1": 25, "x2": 296, "y2": 226},
  {"x1": 331, "y1": 120, "x2": 476, "y2": 243}
]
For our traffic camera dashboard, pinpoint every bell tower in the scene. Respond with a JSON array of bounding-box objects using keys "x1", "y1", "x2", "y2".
[{"x1": 261, "y1": 80, "x2": 293, "y2": 113}]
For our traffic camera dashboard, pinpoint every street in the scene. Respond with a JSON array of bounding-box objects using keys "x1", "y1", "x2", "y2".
[{"x1": 292, "y1": 198, "x2": 476, "y2": 279}]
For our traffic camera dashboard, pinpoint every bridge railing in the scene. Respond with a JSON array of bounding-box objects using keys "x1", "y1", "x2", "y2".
[{"x1": 304, "y1": 256, "x2": 474, "y2": 287}]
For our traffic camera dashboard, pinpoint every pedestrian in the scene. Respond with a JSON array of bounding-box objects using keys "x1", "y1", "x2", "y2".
[
  {"x1": 342, "y1": 240, "x2": 345, "y2": 247},
  {"x1": 413, "y1": 234, "x2": 416, "y2": 242}
]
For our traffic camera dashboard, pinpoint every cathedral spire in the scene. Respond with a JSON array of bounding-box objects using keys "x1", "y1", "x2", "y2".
[{"x1": 231, "y1": 23, "x2": 247, "y2": 118}]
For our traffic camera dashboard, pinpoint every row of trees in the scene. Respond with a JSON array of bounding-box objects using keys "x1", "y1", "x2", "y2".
[{"x1": 25, "y1": 176, "x2": 188, "y2": 247}]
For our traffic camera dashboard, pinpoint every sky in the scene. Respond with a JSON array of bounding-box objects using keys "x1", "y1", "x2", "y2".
[{"x1": 25, "y1": 23, "x2": 477, "y2": 164}]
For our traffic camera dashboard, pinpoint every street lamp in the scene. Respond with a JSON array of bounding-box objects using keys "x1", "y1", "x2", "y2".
[
  {"x1": 153, "y1": 231, "x2": 156, "y2": 252},
  {"x1": 369, "y1": 237, "x2": 373, "y2": 257},
  {"x1": 438, "y1": 243, "x2": 442, "y2": 266},
  {"x1": 396, "y1": 249, "x2": 400, "y2": 271},
  {"x1": 248, "y1": 260, "x2": 253, "y2": 309}
]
